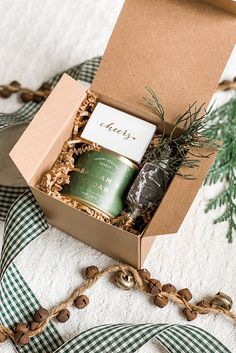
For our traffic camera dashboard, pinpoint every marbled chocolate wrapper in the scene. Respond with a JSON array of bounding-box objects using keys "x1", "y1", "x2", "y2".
[{"x1": 126, "y1": 147, "x2": 172, "y2": 220}]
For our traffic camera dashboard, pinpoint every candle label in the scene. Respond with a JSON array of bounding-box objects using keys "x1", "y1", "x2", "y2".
[{"x1": 61, "y1": 149, "x2": 138, "y2": 218}]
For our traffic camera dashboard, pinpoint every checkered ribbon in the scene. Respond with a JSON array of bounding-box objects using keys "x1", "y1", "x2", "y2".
[
  {"x1": 0, "y1": 58, "x2": 231, "y2": 352},
  {"x1": 53, "y1": 323, "x2": 231, "y2": 353}
]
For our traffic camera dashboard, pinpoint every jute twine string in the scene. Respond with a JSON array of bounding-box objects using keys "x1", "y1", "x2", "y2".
[{"x1": 1, "y1": 263, "x2": 236, "y2": 343}]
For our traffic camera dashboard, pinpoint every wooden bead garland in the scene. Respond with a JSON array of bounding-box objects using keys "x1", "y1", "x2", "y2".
[
  {"x1": 0, "y1": 80, "x2": 51, "y2": 103},
  {"x1": 0, "y1": 263, "x2": 235, "y2": 347}
]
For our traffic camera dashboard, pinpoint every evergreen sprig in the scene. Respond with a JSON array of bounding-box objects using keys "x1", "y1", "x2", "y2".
[
  {"x1": 144, "y1": 87, "x2": 217, "y2": 179},
  {"x1": 204, "y1": 98, "x2": 236, "y2": 242}
]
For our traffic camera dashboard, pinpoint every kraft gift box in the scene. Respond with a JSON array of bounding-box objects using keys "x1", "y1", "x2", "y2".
[{"x1": 10, "y1": 0, "x2": 236, "y2": 268}]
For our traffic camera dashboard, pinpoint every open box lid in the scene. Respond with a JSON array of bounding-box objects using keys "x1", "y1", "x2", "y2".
[
  {"x1": 10, "y1": 75, "x2": 87, "y2": 184},
  {"x1": 92, "y1": 0, "x2": 236, "y2": 126}
]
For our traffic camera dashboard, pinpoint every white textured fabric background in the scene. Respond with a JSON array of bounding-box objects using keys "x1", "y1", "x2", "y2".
[{"x1": 0, "y1": 1, "x2": 236, "y2": 352}]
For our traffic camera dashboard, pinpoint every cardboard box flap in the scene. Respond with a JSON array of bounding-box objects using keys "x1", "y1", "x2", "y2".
[
  {"x1": 10, "y1": 74, "x2": 87, "y2": 185},
  {"x1": 202, "y1": 0, "x2": 236, "y2": 15},
  {"x1": 142, "y1": 147, "x2": 217, "y2": 237},
  {"x1": 92, "y1": 0, "x2": 236, "y2": 126}
]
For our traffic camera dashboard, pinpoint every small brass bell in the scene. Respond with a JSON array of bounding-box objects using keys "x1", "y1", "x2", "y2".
[
  {"x1": 210, "y1": 292, "x2": 233, "y2": 311},
  {"x1": 114, "y1": 271, "x2": 135, "y2": 290}
]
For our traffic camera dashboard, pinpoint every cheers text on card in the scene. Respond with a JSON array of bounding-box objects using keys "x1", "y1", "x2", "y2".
[
  {"x1": 81, "y1": 103, "x2": 156, "y2": 163},
  {"x1": 99, "y1": 122, "x2": 136, "y2": 141}
]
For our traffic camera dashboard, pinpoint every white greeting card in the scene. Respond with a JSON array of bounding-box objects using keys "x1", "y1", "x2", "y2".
[{"x1": 81, "y1": 103, "x2": 156, "y2": 163}]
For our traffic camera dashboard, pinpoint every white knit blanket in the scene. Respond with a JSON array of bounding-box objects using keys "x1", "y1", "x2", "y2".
[{"x1": 0, "y1": 1, "x2": 236, "y2": 352}]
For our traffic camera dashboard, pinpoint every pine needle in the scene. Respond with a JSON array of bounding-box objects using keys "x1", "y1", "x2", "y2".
[
  {"x1": 144, "y1": 87, "x2": 236, "y2": 242},
  {"x1": 143, "y1": 87, "x2": 217, "y2": 179}
]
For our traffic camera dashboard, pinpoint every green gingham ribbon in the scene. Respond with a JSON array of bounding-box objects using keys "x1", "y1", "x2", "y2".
[
  {"x1": 0, "y1": 58, "x2": 231, "y2": 352},
  {"x1": 0, "y1": 186, "x2": 28, "y2": 221},
  {"x1": 0, "y1": 190, "x2": 48, "y2": 279},
  {"x1": 53, "y1": 323, "x2": 231, "y2": 353},
  {"x1": 0, "y1": 58, "x2": 102, "y2": 353},
  {"x1": 0, "y1": 57, "x2": 101, "y2": 132},
  {"x1": 1, "y1": 262, "x2": 64, "y2": 353}
]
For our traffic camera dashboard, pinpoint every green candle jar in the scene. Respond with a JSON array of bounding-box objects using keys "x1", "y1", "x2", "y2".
[{"x1": 61, "y1": 149, "x2": 138, "y2": 218}]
